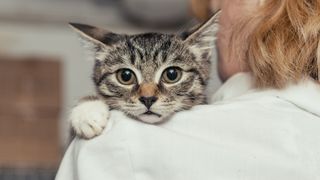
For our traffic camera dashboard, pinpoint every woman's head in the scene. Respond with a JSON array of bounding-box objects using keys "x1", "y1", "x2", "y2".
[
  {"x1": 241, "y1": 0, "x2": 320, "y2": 88},
  {"x1": 218, "y1": 0, "x2": 320, "y2": 88}
]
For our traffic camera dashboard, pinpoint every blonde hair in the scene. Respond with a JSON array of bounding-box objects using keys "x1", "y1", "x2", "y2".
[{"x1": 232, "y1": 0, "x2": 320, "y2": 88}]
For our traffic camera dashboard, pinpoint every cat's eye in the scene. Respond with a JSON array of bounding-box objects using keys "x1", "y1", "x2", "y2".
[
  {"x1": 116, "y1": 69, "x2": 136, "y2": 85},
  {"x1": 162, "y1": 67, "x2": 182, "y2": 84}
]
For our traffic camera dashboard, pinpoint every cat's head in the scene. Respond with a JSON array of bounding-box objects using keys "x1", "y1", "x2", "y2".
[{"x1": 70, "y1": 12, "x2": 220, "y2": 123}]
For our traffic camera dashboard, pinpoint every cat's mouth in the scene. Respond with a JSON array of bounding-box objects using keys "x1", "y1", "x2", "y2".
[
  {"x1": 143, "y1": 111, "x2": 161, "y2": 117},
  {"x1": 138, "y1": 111, "x2": 163, "y2": 124}
]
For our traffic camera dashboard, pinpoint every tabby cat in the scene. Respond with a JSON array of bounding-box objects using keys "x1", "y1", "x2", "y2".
[{"x1": 69, "y1": 12, "x2": 220, "y2": 139}]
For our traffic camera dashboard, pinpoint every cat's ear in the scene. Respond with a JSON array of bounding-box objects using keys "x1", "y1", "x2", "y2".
[
  {"x1": 69, "y1": 23, "x2": 120, "y2": 60},
  {"x1": 180, "y1": 11, "x2": 221, "y2": 59}
]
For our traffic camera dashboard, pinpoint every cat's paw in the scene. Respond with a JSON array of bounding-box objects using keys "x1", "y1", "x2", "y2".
[{"x1": 70, "y1": 100, "x2": 109, "y2": 139}]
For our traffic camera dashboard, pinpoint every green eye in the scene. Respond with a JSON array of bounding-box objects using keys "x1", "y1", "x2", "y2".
[
  {"x1": 116, "y1": 69, "x2": 136, "y2": 85},
  {"x1": 162, "y1": 67, "x2": 182, "y2": 84}
]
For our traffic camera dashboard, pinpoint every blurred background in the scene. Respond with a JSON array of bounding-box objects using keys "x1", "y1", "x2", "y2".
[{"x1": 0, "y1": 0, "x2": 220, "y2": 179}]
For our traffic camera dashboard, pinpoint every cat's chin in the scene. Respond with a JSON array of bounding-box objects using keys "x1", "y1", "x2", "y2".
[{"x1": 138, "y1": 114, "x2": 165, "y2": 124}]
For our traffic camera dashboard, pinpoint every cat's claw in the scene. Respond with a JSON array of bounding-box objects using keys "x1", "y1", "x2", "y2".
[{"x1": 70, "y1": 100, "x2": 109, "y2": 139}]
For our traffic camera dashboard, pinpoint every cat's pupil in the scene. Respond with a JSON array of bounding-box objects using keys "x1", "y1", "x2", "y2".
[
  {"x1": 121, "y1": 70, "x2": 132, "y2": 82},
  {"x1": 167, "y1": 68, "x2": 178, "y2": 80}
]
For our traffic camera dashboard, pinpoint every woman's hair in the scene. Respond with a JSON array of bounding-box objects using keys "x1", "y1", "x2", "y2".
[{"x1": 232, "y1": 0, "x2": 320, "y2": 88}]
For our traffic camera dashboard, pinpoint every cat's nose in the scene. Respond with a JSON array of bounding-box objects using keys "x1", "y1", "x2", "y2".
[{"x1": 139, "y1": 96, "x2": 158, "y2": 109}]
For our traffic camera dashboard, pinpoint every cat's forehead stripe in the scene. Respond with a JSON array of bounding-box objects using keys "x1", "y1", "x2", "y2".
[
  {"x1": 131, "y1": 35, "x2": 174, "y2": 64},
  {"x1": 126, "y1": 40, "x2": 136, "y2": 65}
]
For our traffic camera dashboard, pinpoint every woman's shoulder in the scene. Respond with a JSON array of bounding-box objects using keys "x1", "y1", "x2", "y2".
[{"x1": 210, "y1": 73, "x2": 320, "y2": 119}]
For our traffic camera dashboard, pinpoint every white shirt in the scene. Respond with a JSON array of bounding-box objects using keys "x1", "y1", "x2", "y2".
[{"x1": 56, "y1": 73, "x2": 320, "y2": 180}]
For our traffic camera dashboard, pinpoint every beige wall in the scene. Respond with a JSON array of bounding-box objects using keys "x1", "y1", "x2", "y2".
[{"x1": 0, "y1": 22, "x2": 95, "y2": 147}]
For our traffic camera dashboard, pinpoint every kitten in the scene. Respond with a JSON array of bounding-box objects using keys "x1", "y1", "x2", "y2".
[{"x1": 69, "y1": 12, "x2": 220, "y2": 139}]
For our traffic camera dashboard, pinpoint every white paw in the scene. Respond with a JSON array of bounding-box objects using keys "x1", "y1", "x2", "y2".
[{"x1": 69, "y1": 100, "x2": 109, "y2": 139}]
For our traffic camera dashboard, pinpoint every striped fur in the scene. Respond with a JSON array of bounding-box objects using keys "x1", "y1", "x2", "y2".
[{"x1": 70, "y1": 12, "x2": 220, "y2": 123}]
